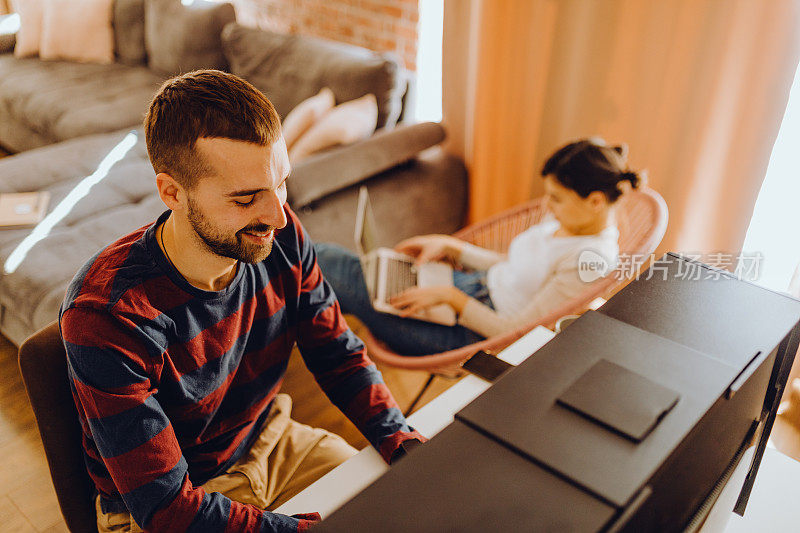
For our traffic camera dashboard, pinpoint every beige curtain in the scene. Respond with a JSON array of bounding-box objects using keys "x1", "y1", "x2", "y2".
[
  {"x1": 0, "y1": 1, "x2": 10, "y2": 15},
  {"x1": 443, "y1": 0, "x2": 800, "y2": 257}
]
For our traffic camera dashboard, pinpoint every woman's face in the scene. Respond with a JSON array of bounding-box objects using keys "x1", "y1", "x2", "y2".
[{"x1": 543, "y1": 175, "x2": 608, "y2": 234}]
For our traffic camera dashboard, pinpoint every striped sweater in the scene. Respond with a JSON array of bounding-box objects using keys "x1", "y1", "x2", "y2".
[{"x1": 60, "y1": 207, "x2": 423, "y2": 532}]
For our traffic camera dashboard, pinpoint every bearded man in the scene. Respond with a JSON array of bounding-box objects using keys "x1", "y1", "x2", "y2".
[{"x1": 60, "y1": 70, "x2": 424, "y2": 532}]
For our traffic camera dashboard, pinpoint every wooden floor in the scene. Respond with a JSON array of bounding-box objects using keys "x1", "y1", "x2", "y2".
[{"x1": 0, "y1": 320, "x2": 459, "y2": 532}]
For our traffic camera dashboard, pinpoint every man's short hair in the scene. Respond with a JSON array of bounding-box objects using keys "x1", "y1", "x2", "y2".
[{"x1": 144, "y1": 69, "x2": 281, "y2": 189}]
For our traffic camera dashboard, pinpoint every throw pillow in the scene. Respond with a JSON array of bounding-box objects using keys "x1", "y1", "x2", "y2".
[
  {"x1": 113, "y1": 0, "x2": 146, "y2": 65},
  {"x1": 221, "y1": 22, "x2": 404, "y2": 129},
  {"x1": 10, "y1": 0, "x2": 43, "y2": 58},
  {"x1": 281, "y1": 88, "x2": 335, "y2": 150},
  {"x1": 40, "y1": 0, "x2": 115, "y2": 64},
  {"x1": 0, "y1": 13, "x2": 17, "y2": 54},
  {"x1": 289, "y1": 94, "x2": 378, "y2": 164},
  {"x1": 145, "y1": 0, "x2": 235, "y2": 76}
]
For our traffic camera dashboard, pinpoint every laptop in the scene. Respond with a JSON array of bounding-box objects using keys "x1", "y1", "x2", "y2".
[{"x1": 354, "y1": 186, "x2": 456, "y2": 325}]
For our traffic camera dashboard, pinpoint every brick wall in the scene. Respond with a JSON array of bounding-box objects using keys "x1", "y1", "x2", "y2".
[{"x1": 230, "y1": 0, "x2": 419, "y2": 71}]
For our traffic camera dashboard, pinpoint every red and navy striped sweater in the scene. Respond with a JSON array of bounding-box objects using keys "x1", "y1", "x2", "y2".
[{"x1": 59, "y1": 207, "x2": 423, "y2": 532}]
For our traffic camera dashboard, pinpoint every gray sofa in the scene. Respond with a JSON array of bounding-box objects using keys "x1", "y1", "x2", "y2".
[{"x1": 0, "y1": 1, "x2": 467, "y2": 346}]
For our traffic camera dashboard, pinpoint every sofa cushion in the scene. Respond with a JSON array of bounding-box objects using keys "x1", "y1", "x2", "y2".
[
  {"x1": 282, "y1": 87, "x2": 335, "y2": 149},
  {"x1": 0, "y1": 110, "x2": 53, "y2": 152},
  {"x1": 0, "y1": 55, "x2": 164, "y2": 143},
  {"x1": 10, "y1": 0, "x2": 43, "y2": 57},
  {"x1": 221, "y1": 22, "x2": 405, "y2": 129},
  {"x1": 289, "y1": 93, "x2": 378, "y2": 163},
  {"x1": 113, "y1": 0, "x2": 146, "y2": 65},
  {"x1": 0, "y1": 128, "x2": 164, "y2": 345},
  {"x1": 145, "y1": 0, "x2": 235, "y2": 76},
  {"x1": 40, "y1": 0, "x2": 115, "y2": 64}
]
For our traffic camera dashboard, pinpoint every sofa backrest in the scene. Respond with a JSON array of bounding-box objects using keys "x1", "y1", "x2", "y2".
[
  {"x1": 113, "y1": 0, "x2": 146, "y2": 65},
  {"x1": 145, "y1": 0, "x2": 236, "y2": 76},
  {"x1": 221, "y1": 22, "x2": 407, "y2": 130},
  {"x1": 112, "y1": 0, "x2": 236, "y2": 74},
  {"x1": 108, "y1": 3, "x2": 408, "y2": 128}
]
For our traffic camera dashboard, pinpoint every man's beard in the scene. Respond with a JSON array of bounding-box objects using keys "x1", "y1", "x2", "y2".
[{"x1": 186, "y1": 197, "x2": 275, "y2": 264}]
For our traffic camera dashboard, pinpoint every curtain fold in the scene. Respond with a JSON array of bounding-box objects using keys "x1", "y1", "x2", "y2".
[{"x1": 443, "y1": 0, "x2": 800, "y2": 258}]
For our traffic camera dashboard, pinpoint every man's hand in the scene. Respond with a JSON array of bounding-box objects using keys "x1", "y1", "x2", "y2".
[
  {"x1": 291, "y1": 512, "x2": 321, "y2": 522},
  {"x1": 390, "y1": 438, "x2": 423, "y2": 464},
  {"x1": 394, "y1": 235, "x2": 464, "y2": 267},
  {"x1": 389, "y1": 286, "x2": 469, "y2": 317}
]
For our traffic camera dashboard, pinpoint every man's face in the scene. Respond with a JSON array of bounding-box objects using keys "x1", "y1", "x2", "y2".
[{"x1": 184, "y1": 136, "x2": 290, "y2": 264}]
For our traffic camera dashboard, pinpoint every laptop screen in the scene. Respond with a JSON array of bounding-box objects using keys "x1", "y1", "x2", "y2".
[{"x1": 354, "y1": 186, "x2": 380, "y2": 256}]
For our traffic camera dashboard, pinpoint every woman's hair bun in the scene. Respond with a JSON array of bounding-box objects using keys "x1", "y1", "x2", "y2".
[
  {"x1": 618, "y1": 170, "x2": 644, "y2": 190},
  {"x1": 542, "y1": 137, "x2": 644, "y2": 202}
]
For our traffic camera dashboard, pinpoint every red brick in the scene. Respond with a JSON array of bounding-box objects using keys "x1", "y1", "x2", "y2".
[
  {"x1": 395, "y1": 24, "x2": 417, "y2": 42},
  {"x1": 382, "y1": 5, "x2": 403, "y2": 18},
  {"x1": 232, "y1": 0, "x2": 417, "y2": 71},
  {"x1": 357, "y1": 1, "x2": 399, "y2": 18},
  {"x1": 351, "y1": 14, "x2": 376, "y2": 29}
]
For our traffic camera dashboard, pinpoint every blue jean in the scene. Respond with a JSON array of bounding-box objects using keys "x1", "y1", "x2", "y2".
[{"x1": 314, "y1": 243, "x2": 491, "y2": 356}]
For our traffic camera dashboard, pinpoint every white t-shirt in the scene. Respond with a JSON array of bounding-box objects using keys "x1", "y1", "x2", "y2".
[{"x1": 457, "y1": 216, "x2": 619, "y2": 338}]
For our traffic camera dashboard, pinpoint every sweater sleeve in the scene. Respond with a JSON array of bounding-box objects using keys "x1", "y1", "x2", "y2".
[
  {"x1": 458, "y1": 242, "x2": 506, "y2": 271},
  {"x1": 290, "y1": 211, "x2": 426, "y2": 462},
  {"x1": 457, "y1": 254, "x2": 590, "y2": 338},
  {"x1": 61, "y1": 306, "x2": 317, "y2": 533}
]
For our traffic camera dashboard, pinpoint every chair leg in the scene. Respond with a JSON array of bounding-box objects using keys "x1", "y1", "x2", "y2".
[{"x1": 405, "y1": 373, "x2": 436, "y2": 417}]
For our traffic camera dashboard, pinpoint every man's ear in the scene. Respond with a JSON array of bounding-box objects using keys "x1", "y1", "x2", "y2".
[{"x1": 156, "y1": 172, "x2": 186, "y2": 212}]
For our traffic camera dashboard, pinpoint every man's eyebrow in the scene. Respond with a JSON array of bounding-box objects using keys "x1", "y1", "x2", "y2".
[
  {"x1": 225, "y1": 188, "x2": 267, "y2": 198},
  {"x1": 224, "y1": 175, "x2": 290, "y2": 198}
]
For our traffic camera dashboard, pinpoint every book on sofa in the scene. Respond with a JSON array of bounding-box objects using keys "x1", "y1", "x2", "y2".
[{"x1": 0, "y1": 191, "x2": 49, "y2": 227}]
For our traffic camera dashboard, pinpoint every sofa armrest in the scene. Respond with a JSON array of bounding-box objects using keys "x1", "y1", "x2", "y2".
[
  {"x1": 287, "y1": 121, "x2": 446, "y2": 208},
  {"x1": 295, "y1": 146, "x2": 468, "y2": 251}
]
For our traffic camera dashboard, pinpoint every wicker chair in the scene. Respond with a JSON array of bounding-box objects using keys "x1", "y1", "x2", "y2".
[{"x1": 361, "y1": 187, "x2": 668, "y2": 413}]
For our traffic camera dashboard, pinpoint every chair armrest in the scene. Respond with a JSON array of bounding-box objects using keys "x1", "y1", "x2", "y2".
[{"x1": 287, "y1": 121, "x2": 446, "y2": 208}]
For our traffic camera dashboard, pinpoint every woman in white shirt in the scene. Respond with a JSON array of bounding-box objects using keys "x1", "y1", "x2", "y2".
[{"x1": 315, "y1": 138, "x2": 644, "y2": 355}]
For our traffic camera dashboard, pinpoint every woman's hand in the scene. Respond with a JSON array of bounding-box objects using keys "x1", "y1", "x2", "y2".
[
  {"x1": 389, "y1": 286, "x2": 469, "y2": 317},
  {"x1": 394, "y1": 235, "x2": 464, "y2": 266}
]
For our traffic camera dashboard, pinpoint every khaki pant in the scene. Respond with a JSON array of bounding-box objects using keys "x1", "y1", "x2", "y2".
[{"x1": 96, "y1": 394, "x2": 357, "y2": 532}]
